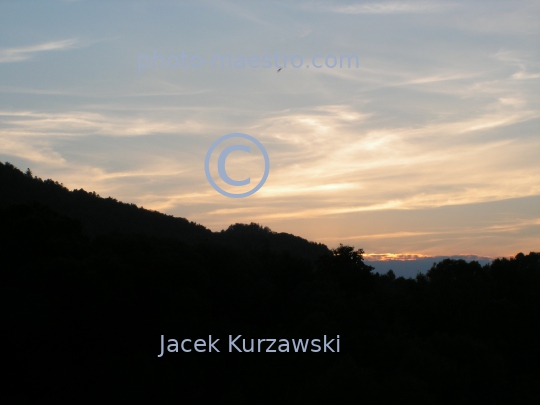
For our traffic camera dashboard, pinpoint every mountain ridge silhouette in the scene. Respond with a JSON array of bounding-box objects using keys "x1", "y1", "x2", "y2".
[
  {"x1": 0, "y1": 162, "x2": 329, "y2": 262},
  {"x1": 1, "y1": 160, "x2": 539, "y2": 403}
]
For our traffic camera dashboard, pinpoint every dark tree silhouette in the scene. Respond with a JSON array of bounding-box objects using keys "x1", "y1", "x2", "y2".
[{"x1": 1, "y1": 162, "x2": 539, "y2": 404}]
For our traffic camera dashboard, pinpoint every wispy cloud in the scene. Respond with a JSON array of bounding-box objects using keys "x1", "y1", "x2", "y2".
[
  {"x1": 0, "y1": 109, "x2": 221, "y2": 137},
  {"x1": 326, "y1": 219, "x2": 540, "y2": 242},
  {"x1": 307, "y1": 1, "x2": 457, "y2": 14},
  {"x1": 208, "y1": 1, "x2": 279, "y2": 28},
  {"x1": 0, "y1": 39, "x2": 78, "y2": 63}
]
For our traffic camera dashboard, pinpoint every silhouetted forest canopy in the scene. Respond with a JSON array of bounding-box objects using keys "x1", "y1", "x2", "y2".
[{"x1": 1, "y1": 161, "x2": 539, "y2": 403}]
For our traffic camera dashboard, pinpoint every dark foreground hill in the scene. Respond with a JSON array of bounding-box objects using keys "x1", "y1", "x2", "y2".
[
  {"x1": 0, "y1": 162, "x2": 328, "y2": 261},
  {"x1": 1, "y1": 162, "x2": 539, "y2": 403}
]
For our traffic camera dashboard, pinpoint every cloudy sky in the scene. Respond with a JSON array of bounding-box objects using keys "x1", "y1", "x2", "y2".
[{"x1": 1, "y1": 0, "x2": 539, "y2": 260}]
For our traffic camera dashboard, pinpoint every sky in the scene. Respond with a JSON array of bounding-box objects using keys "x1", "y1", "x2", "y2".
[{"x1": 1, "y1": 0, "x2": 539, "y2": 262}]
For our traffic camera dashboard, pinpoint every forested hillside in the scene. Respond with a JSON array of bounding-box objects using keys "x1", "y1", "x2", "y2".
[
  {"x1": 1, "y1": 162, "x2": 539, "y2": 403},
  {"x1": 0, "y1": 162, "x2": 328, "y2": 261}
]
